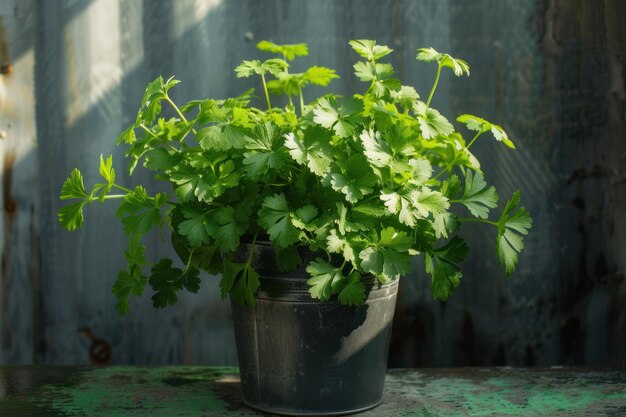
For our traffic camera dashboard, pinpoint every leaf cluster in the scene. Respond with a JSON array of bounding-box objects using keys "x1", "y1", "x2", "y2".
[{"x1": 58, "y1": 40, "x2": 532, "y2": 314}]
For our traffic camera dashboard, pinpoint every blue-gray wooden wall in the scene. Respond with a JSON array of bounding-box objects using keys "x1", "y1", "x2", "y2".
[{"x1": 1, "y1": 0, "x2": 625, "y2": 366}]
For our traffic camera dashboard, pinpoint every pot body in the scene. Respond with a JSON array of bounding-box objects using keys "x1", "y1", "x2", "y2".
[{"x1": 230, "y1": 242, "x2": 398, "y2": 416}]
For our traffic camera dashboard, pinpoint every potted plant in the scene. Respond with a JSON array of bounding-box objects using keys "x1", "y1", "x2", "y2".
[{"x1": 58, "y1": 39, "x2": 532, "y2": 415}]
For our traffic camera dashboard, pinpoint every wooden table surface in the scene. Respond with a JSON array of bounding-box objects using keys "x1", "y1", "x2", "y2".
[{"x1": 0, "y1": 366, "x2": 625, "y2": 416}]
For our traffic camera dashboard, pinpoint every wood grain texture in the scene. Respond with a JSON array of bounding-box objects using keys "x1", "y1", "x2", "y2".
[
  {"x1": 1, "y1": 366, "x2": 625, "y2": 416},
  {"x1": 0, "y1": 0, "x2": 42, "y2": 365},
  {"x1": 0, "y1": 0, "x2": 624, "y2": 367}
]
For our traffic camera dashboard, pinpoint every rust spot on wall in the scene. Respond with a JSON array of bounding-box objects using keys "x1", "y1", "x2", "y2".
[
  {"x1": 0, "y1": 16, "x2": 12, "y2": 76},
  {"x1": 1, "y1": 152, "x2": 16, "y2": 356},
  {"x1": 3, "y1": 153, "x2": 16, "y2": 214},
  {"x1": 79, "y1": 326, "x2": 112, "y2": 365}
]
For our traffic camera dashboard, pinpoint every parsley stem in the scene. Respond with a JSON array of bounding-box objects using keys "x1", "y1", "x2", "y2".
[
  {"x1": 140, "y1": 123, "x2": 182, "y2": 151},
  {"x1": 432, "y1": 157, "x2": 457, "y2": 181},
  {"x1": 260, "y1": 73, "x2": 272, "y2": 110},
  {"x1": 183, "y1": 248, "x2": 195, "y2": 275},
  {"x1": 112, "y1": 183, "x2": 134, "y2": 194},
  {"x1": 165, "y1": 96, "x2": 197, "y2": 134},
  {"x1": 101, "y1": 194, "x2": 126, "y2": 200},
  {"x1": 466, "y1": 131, "x2": 483, "y2": 149},
  {"x1": 298, "y1": 86, "x2": 304, "y2": 116},
  {"x1": 425, "y1": 63, "x2": 442, "y2": 108},
  {"x1": 246, "y1": 233, "x2": 258, "y2": 266},
  {"x1": 140, "y1": 124, "x2": 159, "y2": 139},
  {"x1": 458, "y1": 217, "x2": 498, "y2": 226}
]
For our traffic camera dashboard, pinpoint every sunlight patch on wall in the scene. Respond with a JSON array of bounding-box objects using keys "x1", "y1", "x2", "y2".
[
  {"x1": 171, "y1": 0, "x2": 223, "y2": 41},
  {"x1": 64, "y1": 0, "x2": 131, "y2": 129}
]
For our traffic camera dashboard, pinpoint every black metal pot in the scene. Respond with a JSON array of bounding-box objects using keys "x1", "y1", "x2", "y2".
[{"x1": 230, "y1": 242, "x2": 399, "y2": 416}]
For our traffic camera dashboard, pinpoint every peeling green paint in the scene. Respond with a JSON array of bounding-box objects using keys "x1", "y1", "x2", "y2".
[
  {"x1": 30, "y1": 367, "x2": 238, "y2": 417},
  {"x1": 1, "y1": 367, "x2": 624, "y2": 416},
  {"x1": 383, "y1": 370, "x2": 626, "y2": 417}
]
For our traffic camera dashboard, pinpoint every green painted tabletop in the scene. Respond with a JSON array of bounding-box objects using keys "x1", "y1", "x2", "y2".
[{"x1": 0, "y1": 366, "x2": 625, "y2": 416}]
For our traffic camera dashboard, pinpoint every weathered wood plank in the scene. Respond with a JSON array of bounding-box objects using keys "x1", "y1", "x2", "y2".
[
  {"x1": 0, "y1": 0, "x2": 42, "y2": 365},
  {"x1": 1, "y1": 366, "x2": 625, "y2": 416},
  {"x1": 0, "y1": 0, "x2": 624, "y2": 369}
]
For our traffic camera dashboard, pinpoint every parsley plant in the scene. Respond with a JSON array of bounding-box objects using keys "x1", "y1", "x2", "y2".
[{"x1": 59, "y1": 40, "x2": 532, "y2": 315}]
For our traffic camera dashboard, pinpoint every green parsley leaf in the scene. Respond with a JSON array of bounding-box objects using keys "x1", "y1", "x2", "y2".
[
  {"x1": 99, "y1": 154, "x2": 115, "y2": 190},
  {"x1": 390, "y1": 85, "x2": 420, "y2": 109},
  {"x1": 413, "y1": 187, "x2": 450, "y2": 218},
  {"x1": 338, "y1": 271, "x2": 366, "y2": 306},
  {"x1": 143, "y1": 147, "x2": 181, "y2": 171},
  {"x1": 235, "y1": 60, "x2": 263, "y2": 77},
  {"x1": 257, "y1": 193, "x2": 300, "y2": 248},
  {"x1": 330, "y1": 155, "x2": 377, "y2": 203},
  {"x1": 170, "y1": 157, "x2": 240, "y2": 202},
  {"x1": 335, "y1": 202, "x2": 379, "y2": 234},
  {"x1": 416, "y1": 47, "x2": 470, "y2": 76},
  {"x1": 312, "y1": 97, "x2": 364, "y2": 138},
  {"x1": 454, "y1": 171, "x2": 498, "y2": 219},
  {"x1": 306, "y1": 258, "x2": 344, "y2": 301},
  {"x1": 312, "y1": 98, "x2": 338, "y2": 128},
  {"x1": 425, "y1": 236, "x2": 469, "y2": 300},
  {"x1": 353, "y1": 61, "x2": 394, "y2": 82},
  {"x1": 171, "y1": 209, "x2": 223, "y2": 275},
  {"x1": 149, "y1": 259, "x2": 182, "y2": 308},
  {"x1": 304, "y1": 66, "x2": 339, "y2": 86},
  {"x1": 257, "y1": 40, "x2": 309, "y2": 60},
  {"x1": 191, "y1": 246, "x2": 222, "y2": 274},
  {"x1": 349, "y1": 39, "x2": 393, "y2": 61},
  {"x1": 196, "y1": 99, "x2": 229, "y2": 124},
  {"x1": 117, "y1": 125, "x2": 137, "y2": 145},
  {"x1": 178, "y1": 205, "x2": 214, "y2": 248},
  {"x1": 380, "y1": 188, "x2": 419, "y2": 227},
  {"x1": 112, "y1": 235, "x2": 149, "y2": 315},
  {"x1": 381, "y1": 185, "x2": 448, "y2": 226},
  {"x1": 441, "y1": 175, "x2": 462, "y2": 198},
  {"x1": 113, "y1": 270, "x2": 147, "y2": 315},
  {"x1": 457, "y1": 114, "x2": 515, "y2": 149},
  {"x1": 58, "y1": 201, "x2": 87, "y2": 231},
  {"x1": 136, "y1": 76, "x2": 180, "y2": 125},
  {"x1": 197, "y1": 125, "x2": 246, "y2": 151},
  {"x1": 284, "y1": 127, "x2": 333, "y2": 176},
  {"x1": 360, "y1": 129, "x2": 393, "y2": 167},
  {"x1": 212, "y1": 205, "x2": 248, "y2": 252},
  {"x1": 413, "y1": 101, "x2": 454, "y2": 139},
  {"x1": 432, "y1": 212, "x2": 459, "y2": 239},
  {"x1": 292, "y1": 205, "x2": 319, "y2": 231},
  {"x1": 235, "y1": 59, "x2": 289, "y2": 77},
  {"x1": 116, "y1": 186, "x2": 167, "y2": 235},
  {"x1": 359, "y1": 227, "x2": 413, "y2": 281},
  {"x1": 243, "y1": 122, "x2": 288, "y2": 179},
  {"x1": 496, "y1": 191, "x2": 532, "y2": 276},
  {"x1": 408, "y1": 158, "x2": 433, "y2": 185},
  {"x1": 276, "y1": 246, "x2": 303, "y2": 272},
  {"x1": 60, "y1": 168, "x2": 88, "y2": 200},
  {"x1": 221, "y1": 258, "x2": 260, "y2": 306},
  {"x1": 326, "y1": 229, "x2": 356, "y2": 263},
  {"x1": 125, "y1": 234, "x2": 148, "y2": 270},
  {"x1": 180, "y1": 268, "x2": 201, "y2": 294}
]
